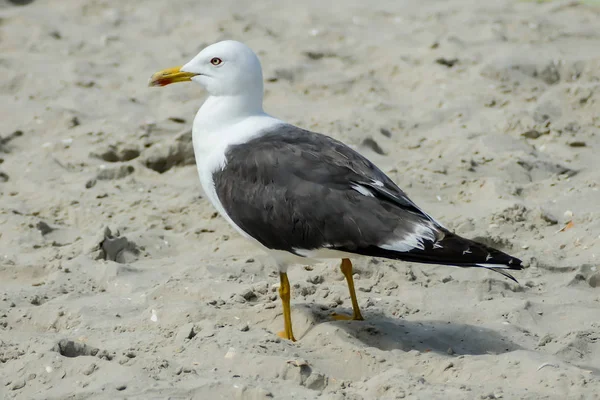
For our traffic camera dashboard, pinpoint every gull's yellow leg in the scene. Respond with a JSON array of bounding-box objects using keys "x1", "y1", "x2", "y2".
[
  {"x1": 332, "y1": 258, "x2": 365, "y2": 321},
  {"x1": 276, "y1": 272, "x2": 297, "y2": 341}
]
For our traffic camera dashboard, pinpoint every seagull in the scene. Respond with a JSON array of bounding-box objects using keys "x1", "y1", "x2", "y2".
[{"x1": 149, "y1": 40, "x2": 522, "y2": 341}]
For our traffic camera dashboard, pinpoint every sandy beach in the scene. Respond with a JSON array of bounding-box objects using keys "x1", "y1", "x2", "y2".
[{"x1": 1, "y1": 0, "x2": 600, "y2": 398}]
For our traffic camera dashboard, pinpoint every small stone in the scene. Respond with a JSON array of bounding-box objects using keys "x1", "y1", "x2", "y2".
[
  {"x1": 539, "y1": 62, "x2": 560, "y2": 85},
  {"x1": 239, "y1": 323, "x2": 250, "y2": 332},
  {"x1": 98, "y1": 229, "x2": 140, "y2": 263},
  {"x1": 484, "y1": 99, "x2": 497, "y2": 107},
  {"x1": 30, "y1": 295, "x2": 42, "y2": 306},
  {"x1": 175, "y1": 323, "x2": 196, "y2": 342},
  {"x1": 589, "y1": 274, "x2": 600, "y2": 288},
  {"x1": 55, "y1": 339, "x2": 100, "y2": 358},
  {"x1": 521, "y1": 130, "x2": 544, "y2": 139},
  {"x1": 305, "y1": 50, "x2": 326, "y2": 60},
  {"x1": 306, "y1": 275, "x2": 323, "y2": 284},
  {"x1": 568, "y1": 141, "x2": 586, "y2": 147},
  {"x1": 116, "y1": 384, "x2": 127, "y2": 391},
  {"x1": 96, "y1": 349, "x2": 113, "y2": 360},
  {"x1": 36, "y1": 221, "x2": 55, "y2": 235},
  {"x1": 441, "y1": 275, "x2": 453, "y2": 283},
  {"x1": 68, "y1": 116, "x2": 80, "y2": 128},
  {"x1": 537, "y1": 334, "x2": 553, "y2": 347},
  {"x1": 240, "y1": 289, "x2": 257, "y2": 301},
  {"x1": 435, "y1": 57, "x2": 458, "y2": 67},
  {"x1": 299, "y1": 285, "x2": 316, "y2": 296},
  {"x1": 303, "y1": 372, "x2": 327, "y2": 391},
  {"x1": 232, "y1": 294, "x2": 246, "y2": 303},
  {"x1": 447, "y1": 347, "x2": 455, "y2": 355},
  {"x1": 253, "y1": 283, "x2": 269, "y2": 295},
  {"x1": 539, "y1": 209, "x2": 558, "y2": 225},
  {"x1": 564, "y1": 210, "x2": 574, "y2": 219},
  {"x1": 82, "y1": 363, "x2": 97, "y2": 376},
  {"x1": 384, "y1": 281, "x2": 398, "y2": 290},
  {"x1": 11, "y1": 379, "x2": 25, "y2": 390},
  {"x1": 96, "y1": 165, "x2": 134, "y2": 180}
]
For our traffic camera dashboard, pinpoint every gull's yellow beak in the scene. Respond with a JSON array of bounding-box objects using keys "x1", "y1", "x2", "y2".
[{"x1": 148, "y1": 66, "x2": 198, "y2": 87}]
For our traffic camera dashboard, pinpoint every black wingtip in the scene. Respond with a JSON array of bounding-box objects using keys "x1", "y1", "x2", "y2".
[{"x1": 488, "y1": 267, "x2": 520, "y2": 284}]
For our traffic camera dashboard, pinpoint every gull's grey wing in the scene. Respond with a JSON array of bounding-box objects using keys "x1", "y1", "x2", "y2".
[{"x1": 213, "y1": 124, "x2": 522, "y2": 278}]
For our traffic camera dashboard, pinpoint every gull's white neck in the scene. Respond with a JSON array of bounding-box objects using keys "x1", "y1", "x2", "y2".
[{"x1": 194, "y1": 94, "x2": 264, "y2": 134}]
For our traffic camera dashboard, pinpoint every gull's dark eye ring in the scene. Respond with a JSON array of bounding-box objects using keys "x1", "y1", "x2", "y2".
[{"x1": 210, "y1": 57, "x2": 222, "y2": 66}]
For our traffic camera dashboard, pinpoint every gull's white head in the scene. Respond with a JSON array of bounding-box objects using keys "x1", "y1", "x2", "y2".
[{"x1": 149, "y1": 40, "x2": 263, "y2": 97}]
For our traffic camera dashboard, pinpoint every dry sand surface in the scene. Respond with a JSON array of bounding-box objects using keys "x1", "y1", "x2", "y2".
[{"x1": 1, "y1": 0, "x2": 600, "y2": 398}]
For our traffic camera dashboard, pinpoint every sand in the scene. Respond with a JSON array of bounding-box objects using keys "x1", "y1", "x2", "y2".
[{"x1": 1, "y1": 0, "x2": 600, "y2": 398}]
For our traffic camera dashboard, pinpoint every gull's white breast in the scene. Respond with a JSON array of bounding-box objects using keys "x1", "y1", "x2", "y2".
[{"x1": 191, "y1": 112, "x2": 283, "y2": 243}]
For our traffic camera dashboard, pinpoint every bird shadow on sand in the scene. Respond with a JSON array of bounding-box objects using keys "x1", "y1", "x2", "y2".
[{"x1": 301, "y1": 305, "x2": 522, "y2": 356}]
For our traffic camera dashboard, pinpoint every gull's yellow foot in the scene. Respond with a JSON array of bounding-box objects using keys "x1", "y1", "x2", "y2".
[
  {"x1": 277, "y1": 272, "x2": 297, "y2": 342},
  {"x1": 333, "y1": 258, "x2": 365, "y2": 321},
  {"x1": 277, "y1": 330, "x2": 296, "y2": 341}
]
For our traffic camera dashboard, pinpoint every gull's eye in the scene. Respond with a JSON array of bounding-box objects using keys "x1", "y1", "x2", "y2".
[{"x1": 210, "y1": 57, "x2": 222, "y2": 66}]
